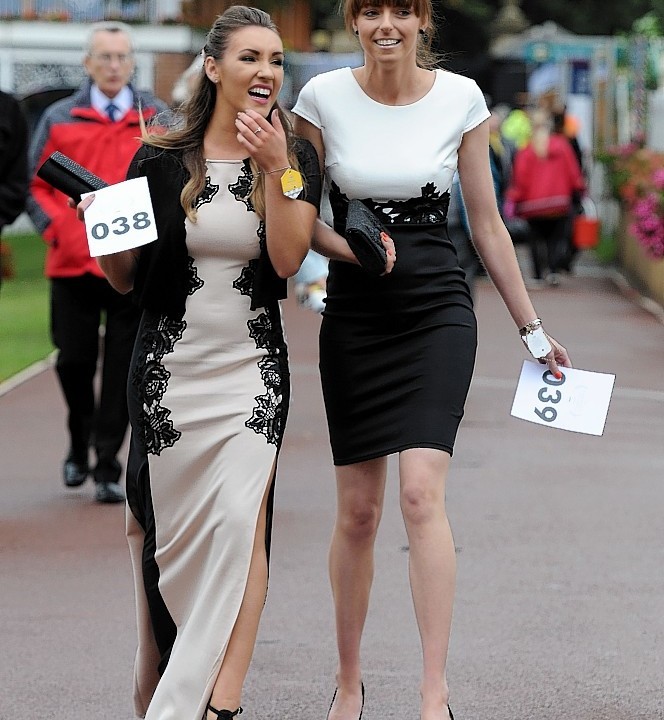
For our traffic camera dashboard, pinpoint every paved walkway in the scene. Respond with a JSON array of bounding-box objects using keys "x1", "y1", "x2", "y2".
[{"x1": 1, "y1": 252, "x2": 663, "y2": 720}]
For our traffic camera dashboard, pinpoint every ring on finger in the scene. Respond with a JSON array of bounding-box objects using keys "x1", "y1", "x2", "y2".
[{"x1": 254, "y1": 127, "x2": 262, "y2": 134}]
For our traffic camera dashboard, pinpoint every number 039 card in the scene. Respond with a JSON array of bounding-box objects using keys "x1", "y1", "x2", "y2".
[
  {"x1": 82, "y1": 176, "x2": 158, "y2": 258},
  {"x1": 510, "y1": 361, "x2": 615, "y2": 436}
]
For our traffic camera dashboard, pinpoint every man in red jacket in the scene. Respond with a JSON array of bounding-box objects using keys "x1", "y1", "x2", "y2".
[{"x1": 27, "y1": 21, "x2": 168, "y2": 503}]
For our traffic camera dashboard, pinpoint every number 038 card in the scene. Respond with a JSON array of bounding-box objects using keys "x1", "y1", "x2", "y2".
[
  {"x1": 510, "y1": 361, "x2": 615, "y2": 436},
  {"x1": 82, "y1": 176, "x2": 158, "y2": 258}
]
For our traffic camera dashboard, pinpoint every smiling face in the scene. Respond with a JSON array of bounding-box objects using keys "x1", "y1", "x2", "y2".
[
  {"x1": 353, "y1": 3, "x2": 426, "y2": 65},
  {"x1": 205, "y1": 25, "x2": 284, "y2": 118}
]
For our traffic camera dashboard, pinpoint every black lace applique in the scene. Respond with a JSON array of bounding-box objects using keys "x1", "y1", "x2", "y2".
[
  {"x1": 228, "y1": 161, "x2": 255, "y2": 211},
  {"x1": 132, "y1": 253, "x2": 203, "y2": 456},
  {"x1": 329, "y1": 180, "x2": 450, "y2": 226},
  {"x1": 187, "y1": 256, "x2": 204, "y2": 295},
  {"x1": 229, "y1": 163, "x2": 287, "y2": 446},
  {"x1": 244, "y1": 323, "x2": 287, "y2": 446},
  {"x1": 132, "y1": 315, "x2": 187, "y2": 455},
  {"x1": 233, "y1": 260, "x2": 258, "y2": 297},
  {"x1": 141, "y1": 398, "x2": 182, "y2": 454},
  {"x1": 230, "y1": 167, "x2": 262, "y2": 297},
  {"x1": 257, "y1": 354, "x2": 282, "y2": 388},
  {"x1": 257, "y1": 219, "x2": 266, "y2": 251},
  {"x1": 195, "y1": 175, "x2": 220, "y2": 209},
  {"x1": 247, "y1": 313, "x2": 273, "y2": 349},
  {"x1": 246, "y1": 387, "x2": 284, "y2": 445}
]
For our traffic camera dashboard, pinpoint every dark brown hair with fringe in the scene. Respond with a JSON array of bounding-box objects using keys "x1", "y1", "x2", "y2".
[{"x1": 341, "y1": 0, "x2": 439, "y2": 69}]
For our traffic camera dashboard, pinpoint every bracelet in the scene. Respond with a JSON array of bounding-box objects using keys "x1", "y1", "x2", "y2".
[
  {"x1": 257, "y1": 165, "x2": 304, "y2": 200},
  {"x1": 263, "y1": 165, "x2": 291, "y2": 175},
  {"x1": 519, "y1": 317, "x2": 543, "y2": 336}
]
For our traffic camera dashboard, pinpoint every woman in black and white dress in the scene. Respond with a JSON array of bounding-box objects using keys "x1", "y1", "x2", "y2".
[
  {"x1": 293, "y1": 1, "x2": 571, "y2": 719},
  {"x1": 79, "y1": 7, "x2": 320, "y2": 720}
]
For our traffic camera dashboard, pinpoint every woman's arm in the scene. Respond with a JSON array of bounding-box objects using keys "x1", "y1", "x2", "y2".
[
  {"x1": 293, "y1": 115, "x2": 395, "y2": 268},
  {"x1": 293, "y1": 115, "x2": 358, "y2": 263},
  {"x1": 263, "y1": 173, "x2": 318, "y2": 278},
  {"x1": 235, "y1": 109, "x2": 314, "y2": 278},
  {"x1": 311, "y1": 217, "x2": 364, "y2": 262},
  {"x1": 97, "y1": 248, "x2": 140, "y2": 294},
  {"x1": 458, "y1": 120, "x2": 571, "y2": 372}
]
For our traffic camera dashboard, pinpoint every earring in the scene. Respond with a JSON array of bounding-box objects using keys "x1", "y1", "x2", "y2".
[
  {"x1": 419, "y1": 29, "x2": 429, "y2": 42},
  {"x1": 353, "y1": 28, "x2": 358, "y2": 35}
]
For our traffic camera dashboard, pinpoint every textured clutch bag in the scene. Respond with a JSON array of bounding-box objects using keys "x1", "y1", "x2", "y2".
[
  {"x1": 37, "y1": 151, "x2": 108, "y2": 203},
  {"x1": 344, "y1": 199, "x2": 388, "y2": 276}
]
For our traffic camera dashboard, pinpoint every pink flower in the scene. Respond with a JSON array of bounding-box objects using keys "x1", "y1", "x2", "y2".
[
  {"x1": 653, "y1": 169, "x2": 664, "y2": 191},
  {"x1": 630, "y1": 193, "x2": 664, "y2": 259},
  {"x1": 600, "y1": 145, "x2": 664, "y2": 259}
]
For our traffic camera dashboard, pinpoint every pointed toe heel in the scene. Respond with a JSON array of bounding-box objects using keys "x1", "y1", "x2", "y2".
[{"x1": 326, "y1": 682, "x2": 364, "y2": 720}]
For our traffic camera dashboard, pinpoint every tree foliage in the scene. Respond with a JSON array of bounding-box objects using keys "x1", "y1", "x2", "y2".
[
  {"x1": 519, "y1": 0, "x2": 664, "y2": 36},
  {"x1": 430, "y1": 0, "x2": 664, "y2": 58}
]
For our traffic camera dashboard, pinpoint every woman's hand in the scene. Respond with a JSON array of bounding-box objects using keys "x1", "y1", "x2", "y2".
[
  {"x1": 538, "y1": 334, "x2": 572, "y2": 379},
  {"x1": 381, "y1": 231, "x2": 396, "y2": 275},
  {"x1": 67, "y1": 194, "x2": 95, "y2": 221},
  {"x1": 236, "y1": 108, "x2": 289, "y2": 174}
]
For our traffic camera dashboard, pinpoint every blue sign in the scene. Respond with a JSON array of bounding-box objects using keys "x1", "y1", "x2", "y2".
[{"x1": 525, "y1": 41, "x2": 596, "y2": 63}]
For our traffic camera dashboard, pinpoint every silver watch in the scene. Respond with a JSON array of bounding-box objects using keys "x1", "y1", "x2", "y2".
[{"x1": 519, "y1": 319, "x2": 551, "y2": 359}]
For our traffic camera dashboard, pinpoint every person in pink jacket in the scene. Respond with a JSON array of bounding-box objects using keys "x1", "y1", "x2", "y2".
[{"x1": 506, "y1": 109, "x2": 585, "y2": 286}]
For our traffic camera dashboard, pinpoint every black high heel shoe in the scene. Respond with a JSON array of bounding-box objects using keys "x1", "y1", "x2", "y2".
[
  {"x1": 326, "y1": 682, "x2": 365, "y2": 720},
  {"x1": 204, "y1": 704, "x2": 243, "y2": 720}
]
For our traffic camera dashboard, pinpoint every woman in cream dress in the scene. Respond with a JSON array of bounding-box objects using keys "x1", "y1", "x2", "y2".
[{"x1": 80, "y1": 7, "x2": 320, "y2": 720}]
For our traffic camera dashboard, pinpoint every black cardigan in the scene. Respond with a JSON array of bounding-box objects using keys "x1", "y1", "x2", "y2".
[{"x1": 127, "y1": 139, "x2": 321, "y2": 320}]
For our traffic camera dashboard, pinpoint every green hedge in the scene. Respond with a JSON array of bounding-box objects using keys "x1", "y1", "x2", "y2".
[{"x1": 0, "y1": 232, "x2": 52, "y2": 383}]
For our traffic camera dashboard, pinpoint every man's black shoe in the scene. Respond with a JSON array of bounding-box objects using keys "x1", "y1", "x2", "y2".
[
  {"x1": 63, "y1": 459, "x2": 89, "y2": 487},
  {"x1": 94, "y1": 458, "x2": 122, "y2": 486},
  {"x1": 95, "y1": 481, "x2": 125, "y2": 504}
]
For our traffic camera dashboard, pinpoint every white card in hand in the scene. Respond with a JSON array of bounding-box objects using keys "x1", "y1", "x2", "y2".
[
  {"x1": 82, "y1": 176, "x2": 157, "y2": 257},
  {"x1": 510, "y1": 360, "x2": 615, "y2": 436}
]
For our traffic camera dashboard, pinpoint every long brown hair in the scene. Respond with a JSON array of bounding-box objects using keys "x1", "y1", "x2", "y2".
[
  {"x1": 141, "y1": 5, "x2": 299, "y2": 221},
  {"x1": 342, "y1": 0, "x2": 439, "y2": 69}
]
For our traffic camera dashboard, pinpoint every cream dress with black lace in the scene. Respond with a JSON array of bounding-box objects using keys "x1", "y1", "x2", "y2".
[{"x1": 125, "y1": 159, "x2": 289, "y2": 720}]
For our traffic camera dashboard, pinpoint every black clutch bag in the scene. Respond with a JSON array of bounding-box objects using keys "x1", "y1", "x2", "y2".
[
  {"x1": 37, "y1": 151, "x2": 108, "y2": 203},
  {"x1": 344, "y1": 199, "x2": 388, "y2": 276}
]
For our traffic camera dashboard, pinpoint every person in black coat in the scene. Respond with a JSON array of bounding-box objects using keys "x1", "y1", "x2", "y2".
[{"x1": 0, "y1": 91, "x2": 29, "y2": 291}]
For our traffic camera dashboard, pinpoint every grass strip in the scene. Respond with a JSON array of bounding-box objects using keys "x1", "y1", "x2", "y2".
[{"x1": 0, "y1": 232, "x2": 52, "y2": 383}]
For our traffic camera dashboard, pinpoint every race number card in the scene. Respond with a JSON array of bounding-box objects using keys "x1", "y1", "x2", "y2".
[
  {"x1": 511, "y1": 360, "x2": 615, "y2": 436},
  {"x1": 82, "y1": 176, "x2": 157, "y2": 257}
]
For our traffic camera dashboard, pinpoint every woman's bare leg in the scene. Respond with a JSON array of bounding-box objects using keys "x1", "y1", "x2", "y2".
[
  {"x1": 206, "y1": 478, "x2": 273, "y2": 716},
  {"x1": 328, "y1": 457, "x2": 387, "y2": 720},
  {"x1": 399, "y1": 448, "x2": 455, "y2": 720}
]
